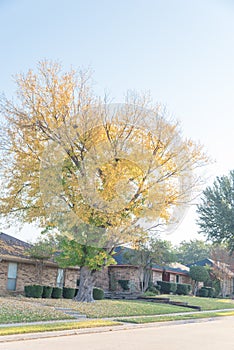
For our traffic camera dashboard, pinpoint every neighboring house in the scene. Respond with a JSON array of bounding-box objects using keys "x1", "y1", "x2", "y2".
[
  {"x1": 190, "y1": 258, "x2": 234, "y2": 296},
  {"x1": 152, "y1": 262, "x2": 191, "y2": 285},
  {"x1": 0, "y1": 233, "x2": 79, "y2": 295},
  {"x1": 103, "y1": 247, "x2": 192, "y2": 292},
  {"x1": 0, "y1": 233, "x2": 191, "y2": 295}
]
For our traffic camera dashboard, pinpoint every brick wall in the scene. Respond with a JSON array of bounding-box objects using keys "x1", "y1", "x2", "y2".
[
  {"x1": 64, "y1": 268, "x2": 79, "y2": 288},
  {"x1": 108, "y1": 266, "x2": 141, "y2": 292},
  {"x1": 152, "y1": 270, "x2": 162, "y2": 283},
  {"x1": 94, "y1": 267, "x2": 109, "y2": 291},
  {"x1": 0, "y1": 259, "x2": 79, "y2": 294},
  {"x1": 180, "y1": 275, "x2": 192, "y2": 284},
  {"x1": 0, "y1": 261, "x2": 8, "y2": 294}
]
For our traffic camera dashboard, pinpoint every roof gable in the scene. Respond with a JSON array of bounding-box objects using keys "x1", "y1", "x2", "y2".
[{"x1": 0, "y1": 232, "x2": 32, "y2": 259}]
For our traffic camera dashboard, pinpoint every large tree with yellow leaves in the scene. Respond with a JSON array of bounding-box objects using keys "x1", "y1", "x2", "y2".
[{"x1": 0, "y1": 61, "x2": 206, "y2": 301}]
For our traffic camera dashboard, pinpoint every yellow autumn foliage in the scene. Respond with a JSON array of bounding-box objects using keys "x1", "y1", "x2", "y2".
[{"x1": 0, "y1": 60, "x2": 208, "y2": 247}]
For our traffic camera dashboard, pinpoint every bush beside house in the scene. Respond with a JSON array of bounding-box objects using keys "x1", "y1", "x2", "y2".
[
  {"x1": 157, "y1": 281, "x2": 177, "y2": 294},
  {"x1": 176, "y1": 283, "x2": 191, "y2": 295},
  {"x1": 93, "y1": 288, "x2": 104, "y2": 300},
  {"x1": 24, "y1": 285, "x2": 43, "y2": 298}
]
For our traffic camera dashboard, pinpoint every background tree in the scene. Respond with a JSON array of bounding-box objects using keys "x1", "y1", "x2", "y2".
[
  {"x1": 189, "y1": 265, "x2": 209, "y2": 296},
  {"x1": 123, "y1": 237, "x2": 176, "y2": 292},
  {"x1": 0, "y1": 61, "x2": 207, "y2": 302},
  {"x1": 175, "y1": 239, "x2": 212, "y2": 265},
  {"x1": 197, "y1": 170, "x2": 234, "y2": 252},
  {"x1": 27, "y1": 235, "x2": 56, "y2": 285}
]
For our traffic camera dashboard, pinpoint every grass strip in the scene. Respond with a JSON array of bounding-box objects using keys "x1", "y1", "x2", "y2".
[
  {"x1": 0, "y1": 320, "x2": 121, "y2": 336},
  {"x1": 160, "y1": 295, "x2": 234, "y2": 311},
  {"x1": 116, "y1": 311, "x2": 234, "y2": 324}
]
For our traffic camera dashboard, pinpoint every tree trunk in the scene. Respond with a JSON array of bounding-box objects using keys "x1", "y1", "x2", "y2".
[
  {"x1": 74, "y1": 266, "x2": 96, "y2": 302},
  {"x1": 35, "y1": 260, "x2": 44, "y2": 285},
  {"x1": 221, "y1": 279, "x2": 227, "y2": 298},
  {"x1": 193, "y1": 281, "x2": 198, "y2": 296},
  {"x1": 143, "y1": 268, "x2": 151, "y2": 292}
]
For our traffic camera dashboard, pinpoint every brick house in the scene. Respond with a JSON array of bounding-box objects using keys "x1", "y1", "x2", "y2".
[
  {"x1": 0, "y1": 233, "x2": 191, "y2": 295},
  {"x1": 103, "y1": 247, "x2": 192, "y2": 292},
  {"x1": 0, "y1": 233, "x2": 79, "y2": 295},
  {"x1": 190, "y1": 258, "x2": 234, "y2": 296}
]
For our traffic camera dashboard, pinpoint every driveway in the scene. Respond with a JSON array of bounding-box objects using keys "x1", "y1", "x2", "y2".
[{"x1": 0, "y1": 316, "x2": 234, "y2": 350}]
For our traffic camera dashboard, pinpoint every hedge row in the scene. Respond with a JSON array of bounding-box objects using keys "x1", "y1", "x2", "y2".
[
  {"x1": 176, "y1": 283, "x2": 192, "y2": 295},
  {"x1": 24, "y1": 285, "x2": 66, "y2": 299},
  {"x1": 157, "y1": 281, "x2": 192, "y2": 295},
  {"x1": 24, "y1": 285, "x2": 104, "y2": 300},
  {"x1": 198, "y1": 287, "x2": 216, "y2": 298}
]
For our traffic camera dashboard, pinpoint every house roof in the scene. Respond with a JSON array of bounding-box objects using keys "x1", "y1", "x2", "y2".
[
  {"x1": 188, "y1": 258, "x2": 234, "y2": 278},
  {"x1": 0, "y1": 232, "x2": 32, "y2": 259},
  {"x1": 187, "y1": 258, "x2": 214, "y2": 267},
  {"x1": 113, "y1": 246, "x2": 189, "y2": 275},
  {"x1": 151, "y1": 262, "x2": 189, "y2": 275}
]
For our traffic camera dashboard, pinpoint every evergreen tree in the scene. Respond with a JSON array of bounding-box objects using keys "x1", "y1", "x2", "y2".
[{"x1": 197, "y1": 170, "x2": 234, "y2": 251}]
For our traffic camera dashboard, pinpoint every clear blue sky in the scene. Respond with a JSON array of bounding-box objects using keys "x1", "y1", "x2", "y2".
[{"x1": 1, "y1": 0, "x2": 234, "y2": 244}]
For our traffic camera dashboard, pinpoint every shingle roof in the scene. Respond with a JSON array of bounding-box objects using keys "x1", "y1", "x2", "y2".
[
  {"x1": 113, "y1": 246, "x2": 189, "y2": 275},
  {"x1": 0, "y1": 232, "x2": 32, "y2": 259},
  {"x1": 187, "y1": 258, "x2": 213, "y2": 267},
  {"x1": 187, "y1": 258, "x2": 234, "y2": 277}
]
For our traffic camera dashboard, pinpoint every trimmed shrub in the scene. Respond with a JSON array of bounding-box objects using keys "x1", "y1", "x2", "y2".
[
  {"x1": 93, "y1": 287, "x2": 104, "y2": 300},
  {"x1": 42, "y1": 286, "x2": 53, "y2": 298},
  {"x1": 198, "y1": 287, "x2": 209, "y2": 297},
  {"x1": 148, "y1": 287, "x2": 160, "y2": 295},
  {"x1": 147, "y1": 283, "x2": 160, "y2": 295},
  {"x1": 118, "y1": 280, "x2": 130, "y2": 291},
  {"x1": 157, "y1": 281, "x2": 177, "y2": 294},
  {"x1": 63, "y1": 287, "x2": 76, "y2": 299},
  {"x1": 155, "y1": 284, "x2": 161, "y2": 292},
  {"x1": 212, "y1": 280, "x2": 221, "y2": 297},
  {"x1": 143, "y1": 291, "x2": 156, "y2": 297},
  {"x1": 24, "y1": 285, "x2": 33, "y2": 297},
  {"x1": 176, "y1": 283, "x2": 192, "y2": 295},
  {"x1": 207, "y1": 287, "x2": 215, "y2": 298},
  {"x1": 201, "y1": 287, "x2": 215, "y2": 298},
  {"x1": 51, "y1": 287, "x2": 63, "y2": 299},
  {"x1": 24, "y1": 285, "x2": 43, "y2": 298}
]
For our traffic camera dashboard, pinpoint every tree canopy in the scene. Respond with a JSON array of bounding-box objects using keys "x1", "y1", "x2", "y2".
[
  {"x1": 189, "y1": 265, "x2": 209, "y2": 295},
  {"x1": 0, "y1": 61, "x2": 207, "y2": 301},
  {"x1": 122, "y1": 237, "x2": 175, "y2": 292},
  {"x1": 175, "y1": 239, "x2": 212, "y2": 265},
  {"x1": 197, "y1": 170, "x2": 234, "y2": 252}
]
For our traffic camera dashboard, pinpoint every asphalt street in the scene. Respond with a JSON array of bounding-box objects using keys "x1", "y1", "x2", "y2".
[{"x1": 0, "y1": 316, "x2": 234, "y2": 350}]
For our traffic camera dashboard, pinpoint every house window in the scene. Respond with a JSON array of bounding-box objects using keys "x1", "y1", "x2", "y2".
[
  {"x1": 7, "y1": 262, "x2": 18, "y2": 291},
  {"x1": 176, "y1": 275, "x2": 180, "y2": 283},
  {"x1": 56, "y1": 268, "x2": 64, "y2": 288}
]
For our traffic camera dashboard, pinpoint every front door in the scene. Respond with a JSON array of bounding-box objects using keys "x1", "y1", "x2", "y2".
[{"x1": 162, "y1": 270, "x2": 170, "y2": 282}]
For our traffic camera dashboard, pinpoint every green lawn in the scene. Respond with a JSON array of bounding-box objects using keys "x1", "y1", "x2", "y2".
[
  {"x1": 116, "y1": 310, "x2": 234, "y2": 324},
  {"x1": 0, "y1": 298, "x2": 74, "y2": 324},
  {"x1": 33, "y1": 299, "x2": 192, "y2": 318},
  {"x1": 0, "y1": 295, "x2": 234, "y2": 324},
  {"x1": 160, "y1": 295, "x2": 234, "y2": 310}
]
